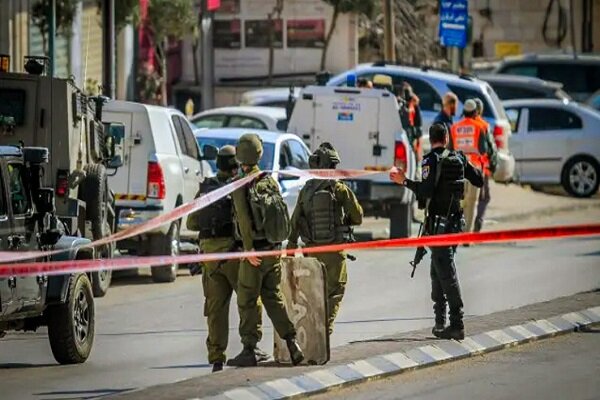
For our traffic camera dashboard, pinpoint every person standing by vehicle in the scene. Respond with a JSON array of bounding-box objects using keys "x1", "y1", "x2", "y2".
[
  {"x1": 287, "y1": 143, "x2": 363, "y2": 335},
  {"x1": 228, "y1": 133, "x2": 304, "y2": 367},
  {"x1": 389, "y1": 123, "x2": 483, "y2": 339},
  {"x1": 449, "y1": 99, "x2": 488, "y2": 233},
  {"x1": 186, "y1": 146, "x2": 268, "y2": 373},
  {"x1": 399, "y1": 82, "x2": 423, "y2": 161},
  {"x1": 473, "y1": 98, "x2": 498, "y2": 232},
  {"x1": 433, "y1": 92, "x2": 458, "y2": 133}
]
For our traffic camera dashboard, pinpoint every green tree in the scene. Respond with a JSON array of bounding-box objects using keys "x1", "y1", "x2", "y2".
[
  {"x1": 320, "y1": 0, "x2": 374, "y2": 70},
  {"x1": 31, "y1": 0, "x2": 80, "y2": 55},
  {"x1": 96, "y1": 0, "x2": 139, "y2": 33}
]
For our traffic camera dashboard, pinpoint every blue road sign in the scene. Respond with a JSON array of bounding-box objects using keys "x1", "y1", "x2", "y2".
[{"x1": 439, "y1": 0, "x2": 469, "y2": 49}]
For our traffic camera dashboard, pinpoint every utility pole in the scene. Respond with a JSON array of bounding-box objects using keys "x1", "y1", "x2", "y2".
[
  {"x1": 383, "y1": 0, "x2": 395, "y2": 61},
  {"x1": 102, "y1": 0, "x2": 115, "y2": 98},
  {"x1": 48, "y1": 0, "x2": 56, "y2": 76},
  {"x1": 201, "y1": 0, "x2": 215, "y2": 110}
]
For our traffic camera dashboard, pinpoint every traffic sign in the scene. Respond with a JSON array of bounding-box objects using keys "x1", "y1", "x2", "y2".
[{"x1": 439, "y1": 0, "x2": 469, "y2": 49}]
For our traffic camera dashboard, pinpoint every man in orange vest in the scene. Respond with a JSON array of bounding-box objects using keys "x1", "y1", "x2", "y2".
[{"x1": 449, "y1": 99, "x2": 489, "y2": 234}]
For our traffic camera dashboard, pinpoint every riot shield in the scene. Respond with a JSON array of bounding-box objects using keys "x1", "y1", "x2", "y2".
[{"x1": 274, "y1": 256, "x2": 329, "y2": 365}]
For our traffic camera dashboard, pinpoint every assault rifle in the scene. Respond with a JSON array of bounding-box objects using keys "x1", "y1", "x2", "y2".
[{"x1": 409, "y1": 222, "x2": 427, "y2": 278}]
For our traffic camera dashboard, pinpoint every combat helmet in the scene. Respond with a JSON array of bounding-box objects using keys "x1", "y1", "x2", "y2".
[
  {"x1": 216, "y1": 145, "x2": 238, "y2": 171},
  {"x1": 236, "y1": 133, "x2": 263, "y2": 165},
  {"x1": 309, "y1": 142, "x2": 341, "y2": 169}
]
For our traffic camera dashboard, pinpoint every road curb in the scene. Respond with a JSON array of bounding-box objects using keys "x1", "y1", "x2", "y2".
[
  {"x1": 492, "y1": 201, "x2": 600, "y2": 223},
  {"x1": 197, "y1": 306, "x2": 600, "y2": 400}
]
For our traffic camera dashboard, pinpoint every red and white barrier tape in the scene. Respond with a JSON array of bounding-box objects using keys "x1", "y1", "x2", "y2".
[{"x1": 1, "y1": 223, "x2": 598, "y2": 278}]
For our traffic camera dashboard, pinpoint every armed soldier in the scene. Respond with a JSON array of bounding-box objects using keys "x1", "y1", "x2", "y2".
[
  {"x1": 288, "y1": 143, "x2": 363, "y2": 335},
  {"x1": 186, "y1": 146, "x2": 268, "y2": 372},
  {"x1": 390, "y1": 123, "x2": 483, "y2": 340},
  {"x1": 228, "y1": 133, "x2": 304, "y2": 367}
]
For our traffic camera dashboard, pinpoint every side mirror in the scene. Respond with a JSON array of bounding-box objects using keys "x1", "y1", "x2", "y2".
[
  {"x1": 34, "y1": 188, "x2": 55, "y2": 214},
  {"x1": 201, "y1": 144, "x2": 218, "y2": 161},
  {"x1": 104, "y1": 123, "x2": 125, "y2": 168}
]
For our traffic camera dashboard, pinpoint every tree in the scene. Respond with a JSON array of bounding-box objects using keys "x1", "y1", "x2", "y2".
[
  {"x1": 267, "y1": 0, "x2": 284, "y2": 85},
  {"x1": 96, "y1": 0, "x2": 139, "y2": 33},
  {"x1": 320, "y1": 0, "x2": 374, "y2": 71},
  {"x1": 31, "y1": 0, "x2": 80, "y2": 55}
]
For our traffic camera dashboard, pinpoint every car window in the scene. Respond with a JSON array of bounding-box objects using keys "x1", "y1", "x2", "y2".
[
  {"x1": 528, "y1": 107, "x2": 583, "y2": 131},
  {"x1": 226, "y1": 115, "x2": 267, "y2": 130},
  {"x1": 196, "y1": 136, "x2": 275, "y2": 171},
  {"x1": 538, "y1": 64, "x2": 588, "y2": 94},
  {"x1": 191, "y1": 114, "x2": 227, "y2": 129},
  {"x1": 392, "y1": 76, "x2": 442, "y2": 112},
  {"x1": 7, "y1": 163, "x2": 30, "y2": 215},
  {"x1": 287, "y1": 139, "x2": 310, "y2": 169},
  {"x1": 276, "y1": 118, "x2": 288, "y2": 132},
  {"x1": 279, "y1": 141, "x2": 292, "y2": 169},
  {"x1": 447, "y1": 84, "x2": 495, "y2": 118},
  {"x1": 258, "y1": 100, "x2": 289, "y2": 108},
  {"x1": 486, "y1": 85, "x2": 507, "y2": 119},
  {"x1": 490, "y1": 83, "x2": 547, "y2": 100},
  {"x1": 505, "y1": 108, "x2": 522, "y2": 133},
  {"x1": 171, "y1": 116, "x2": 188, "y2": 155},
  {"x1": 502, "y1": 64, "x2": 539, "y2": 77},
  {"x1": 177, "y1": 116, "x2": 200, "y2": 159}
]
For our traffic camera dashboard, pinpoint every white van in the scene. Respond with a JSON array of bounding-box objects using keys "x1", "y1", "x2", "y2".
[
  {"x1": 103, "y1": 101, "x2": 213, "y2": 282},
  {"x1": 287, "y1": 86, "x2": 416, "y2": 238}
]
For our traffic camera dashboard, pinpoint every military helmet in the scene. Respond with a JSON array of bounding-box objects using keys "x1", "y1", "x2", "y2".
[
  {"x1": 309, "y1": 142, "x2": 341, "y2": 169},
  {"x1": 236, "y1": 133, "x2": 263, "y2": 165},
  {"x1": 216, "y1": 145, "x2": 238, "y2": 171}
]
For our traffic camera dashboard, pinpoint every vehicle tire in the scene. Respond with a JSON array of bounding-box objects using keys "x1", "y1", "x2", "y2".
[
  {"x1": 561, "y1": 156, "x2": 599, "y2": 198},
  {"x1": 46, "y1": 274, "x2": 95, "y2": 364},
  {"x1": 81, "y1": 164, "x2": 113, "y2": 297},
  {"x1": 150, "y1": 221, "x2": 180, "y2": 283},
  {"x1": 389, "y1": 202, "x2": 412, "y2": 238}
]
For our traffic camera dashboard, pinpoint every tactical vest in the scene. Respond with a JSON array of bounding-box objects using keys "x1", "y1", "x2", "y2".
[
  {"x1": 194, "y1": 177, "x2": 234, "y2": 239},
  {"x1": 246, "y1": 174, "x2": 290, "y2": 244},
  {"x1": 428, "y1": 150, "x2": 465, "y2": 216},
  {"x1": 300, "y1": 180, "x2": 347, "y2": 245}
]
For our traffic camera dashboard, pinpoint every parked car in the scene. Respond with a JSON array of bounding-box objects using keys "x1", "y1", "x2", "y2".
[
  {"x1": 194, "y1": 128, "x2": 310, "y2": 213},
  {"x1": 494, "y1": 53, "x2": 600, "y2": 101},
  {"x1": 239, "y1": 87, "x2": 300, "y2": 108},
  {"x1": 327, "y1": 62, "x2": 513, "y2": 154},
  {"x1": 504, "y1": 99, "x2": 600, "y2": 197},
  {"x1": 478, "y1": 73, "x2": 570, "y2": 101},
  {"x1": 102, "y1": 101, "x2": 214, "y2": 283},
  {"x1": 190, "y1": 106, "x2": 289, "y2": 132},
  {"x1": 586, "y1": 89, "x2": 600, "y2": 112}
]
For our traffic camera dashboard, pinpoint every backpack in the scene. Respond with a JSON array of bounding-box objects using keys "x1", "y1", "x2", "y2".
[
  {"x1": 187, "y1": 177, "x2": 233, "y2": 239},
  {"x1": 301, "y1": 180, "x2": 340, "y2": 244},
  {"x1": 248, "y1": 175, "x2": 290, "y2": 244}
]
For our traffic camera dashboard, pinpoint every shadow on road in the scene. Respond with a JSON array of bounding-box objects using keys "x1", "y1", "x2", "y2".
[
  {"x1": 0, "y1": 363, "x2": 55, "y2": 369},
  {"x1": 151, "y1": 363, "x2": 211, "y2": 369},
  {"x1": 34, "y1": 388, "x2": 134, "y2": 400}
]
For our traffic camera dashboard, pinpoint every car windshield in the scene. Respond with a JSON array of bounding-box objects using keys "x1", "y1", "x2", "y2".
[{"x1": 196, "y1": 136, "x2": 275, "y2": 172}]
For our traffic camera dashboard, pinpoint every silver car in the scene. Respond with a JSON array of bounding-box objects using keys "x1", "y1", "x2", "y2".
[
  {"x1": 504, "y1": 99, "x2": 600, "y2": 197},
  {"x1": 194, "y1": 128, "x2": 311, "y2": 212},
  {"x1": 190, "y1": 106, "x2": 289, "y2": 132}
]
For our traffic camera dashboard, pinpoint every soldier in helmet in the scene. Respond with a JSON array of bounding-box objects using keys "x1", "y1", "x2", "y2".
[
  {"x1": 187, "y1": 145, "x2": 268, "y2": 372},
  {"x1": 288, "y1": 142, "x2": 363, "y2": 335},
  {"x1": 228, "y1": 133, "x2": 304, "y2": 367},
  {"x1": 390, "y1": 123, "x2": 483, "y2": 340}
]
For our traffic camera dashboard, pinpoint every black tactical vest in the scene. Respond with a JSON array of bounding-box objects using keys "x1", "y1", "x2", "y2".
[
  {"x1": 429, "y1": 151, "x2": 465, "y2": 216},
  {"x1": 195, "y1": 177, "x2": 234, "y2": 239}
]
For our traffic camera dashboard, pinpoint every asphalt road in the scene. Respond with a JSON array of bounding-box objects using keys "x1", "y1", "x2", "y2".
[
  {"x1": 312, "y1": 328, "x2": 600, "y2": 400},
  {"x1": 1, "y1": 209, "x2": 599, "y2": 400}
]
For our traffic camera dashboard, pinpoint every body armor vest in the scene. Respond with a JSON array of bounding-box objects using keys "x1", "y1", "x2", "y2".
[
  {"x1": 300, "y1": 180, "x2": 348, "y2": 245},
  {"x1": 195, "y1": 177, "x2": 234, "y2": 239}
]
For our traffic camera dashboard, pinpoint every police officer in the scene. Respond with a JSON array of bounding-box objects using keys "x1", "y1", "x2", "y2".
[
  {"x1": 187, "y1": 146, "x2": 268, "y2": 372},
  {"x1": 228, "y1": 133, "x2": 304, "y2": 367},
  {"x1": 288, "y1": 143, "x2": 363, "y2": 335},
  {"x1": 390, "y1": 123, "x2": 483, "y2": 339},
  {"x1": 449, "y1": 99, "x2": 488, "y2": 233}
]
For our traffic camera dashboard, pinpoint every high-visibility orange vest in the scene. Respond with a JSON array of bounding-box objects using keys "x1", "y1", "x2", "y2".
[{"x1": 450, "y1": 117, "x2": 484, "y2": 169}]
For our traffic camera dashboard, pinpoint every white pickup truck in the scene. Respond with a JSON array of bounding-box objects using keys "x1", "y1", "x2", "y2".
[{"x1": 287, "y1": 86, "x2": 417, "y2": 238}]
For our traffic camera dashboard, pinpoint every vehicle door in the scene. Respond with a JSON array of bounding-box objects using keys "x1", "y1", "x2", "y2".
[
  {"x1": 278, "y1": 138, "x2": 310, "y2": 213},
  {"x1": 5, "y1": 160, "x2": 45, "y2": 314},
  {"x1": 519, "y1": 106, "x2": 581, "y2": 183},
  {"x1": 0, "y1": 159, "x2": 16, "y2": 316},
  {"x1": 505, "y1": 107, "x2": 526, "y2": 180},
  {"x1": 102, "y1": 110, "x2": 133, "y2": 196}
]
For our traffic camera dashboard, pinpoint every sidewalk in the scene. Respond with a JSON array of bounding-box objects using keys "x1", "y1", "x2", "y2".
[{"x1": 110, "y1": 291, "x2": 600, "y2": 400}]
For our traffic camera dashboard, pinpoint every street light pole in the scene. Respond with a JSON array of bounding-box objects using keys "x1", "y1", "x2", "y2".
[
  {"x1": 48, "y1": 0, "x2": 56, "y2": 76},
  {"x1": 201, "y1": 0, "x2": 215, "y2": 110},
  {"x1": 383, "y1": 0, "x2": 395, "y2": 61},
  {"x1": 102, "y1": 0, "x2": 115, "y2": 98}
]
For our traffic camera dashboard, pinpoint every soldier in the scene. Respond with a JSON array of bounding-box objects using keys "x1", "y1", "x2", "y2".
[
  {"x1": 390, "y1": 123, "x2": 483, "y2": 340},
  {"x1": 288, "y1": 143, "x2": 363, "y2": 335},
  {"x1": 186, "y1": 145, "x2": 268, "y2": 372},
  {"x1": 227, "y1": 133, "x2": 304, "y2": 367}
]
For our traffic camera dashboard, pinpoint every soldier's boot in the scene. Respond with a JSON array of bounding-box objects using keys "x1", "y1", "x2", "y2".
[
  {"x1": 254, "y1": 346, "x2": 271, "y2": 362},
  {"x1": 285, "y1": 336, "x2": 305, "y2": 366},
  {"x1": 474, "y1": 217, "x2": 483, "y2": 233},
  {"x1": 227, "y1": 346, "x2": 258, "y2": 367},
  {"x1": 440, "y1": 309, "x2": 464, "y2": 340},
  {"x1": 432, "y1": 303, "x2": 446, "y2": 338},
  {"x1": 212, "y1": 362, "x2": 224, "y2": 373}
]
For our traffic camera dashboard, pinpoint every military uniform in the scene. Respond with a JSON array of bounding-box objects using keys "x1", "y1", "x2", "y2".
[
  {"x1": 288, "y1": 143, "x2": 363, "y2": 335},
  {"x1": 404, "y1": 143, "x2": 483, "y2": 339},
  {"x1": 228, "y1": 133, "x2": 304, "y2": 367}
]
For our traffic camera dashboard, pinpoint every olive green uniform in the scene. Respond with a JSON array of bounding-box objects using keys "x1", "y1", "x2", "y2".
[
  {"x1": 232, "y1": 165, "x2": 296, "y2": 348},
  {"x1": 288, "y1": 180, "x2": 363, "y2": 334}
]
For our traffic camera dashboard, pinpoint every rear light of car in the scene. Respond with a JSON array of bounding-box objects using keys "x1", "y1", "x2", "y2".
[
  {"x1": 56, "y1": 170, "x2": 69, "y2": 197},
  {"x1": 394, "y1": 141, "x2": 408, "y2": 170},
  {"x1": 493, "y1": 125, "x2": 505, "y2": 150},
  {"x1": 147, "y1": 161, "x2": 166, "y2": 199}
]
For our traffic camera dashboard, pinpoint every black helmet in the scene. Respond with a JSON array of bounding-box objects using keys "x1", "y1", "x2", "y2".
[
  {"x1": 309, "y1": 142, "x2": 341, "y2": 169},
  {"x1": 216, "y1": 145, "x2": 238, "y2": 171}
]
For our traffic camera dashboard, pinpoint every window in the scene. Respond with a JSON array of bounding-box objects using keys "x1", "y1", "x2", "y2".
[
  {"x1": 287, "y1": 140, "x2": 310, "y2": 169},
  {"x1": 528, "y1": 107, "x2": 583, "y2": 131},
  {"x1": 392, "y1": 76, "x2": 442, "y2": 112},
  {"x1": 447, "y1": 84, "x2": 495, "y2": 118},
  {"x1": 279, "y1": 142, "x2": 292, "y2": 169},
  {"x1": 7, "y1": 163, "x2": 30, "y2": 215},
  {"x1": 171, "y1": 116, "x2": 188, "y2": 155},
  {"x1": 491, "y1": 84, "x2": 547, "y2": 100},
  {"x1": 539, "y1": 64, "x2": 588, "y2": 94},
  {"x1": 502, "y1": 64, "x2": 539, "y2": 77},
  {"x1": 226, "y1": 116, "x2": 267, "y2": 130},
  {"x1": 191, "y1": 114, "x2": 227, "y2": 129},
  {"x1": 178, "y1": 116, "x2": 200, "y2": 160},
  {"x1": 505, "y1": 108, "x2": 522, "y2": 133},
  {"x1": 0, "y1": 89, "x2": 26, "y2": 126},
  {"x1": 196, "y1": 136, "x2": 275, "y2": 172},
  {"x1": 275, "y1": 119, "x2": 288, "y2": 132}
]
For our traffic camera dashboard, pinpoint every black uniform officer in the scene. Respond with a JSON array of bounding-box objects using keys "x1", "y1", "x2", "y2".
[{"x1": 390, "y1": 123, "x2": 483, "y2": 340}]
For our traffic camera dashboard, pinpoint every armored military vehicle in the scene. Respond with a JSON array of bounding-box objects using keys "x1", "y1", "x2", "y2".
[
  {"x1": 0, "y1": 56, "x2": 117, "y2": 297},
  {"x1": 0, "y1": 146, "x2": 95, "y2": 364}
]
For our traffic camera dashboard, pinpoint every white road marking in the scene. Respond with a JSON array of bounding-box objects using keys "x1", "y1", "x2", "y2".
[
  {"x1": 382, "y1": 352, "x2": 419, "y2": 369},
  {"x1": 347, "y1": 360, "x2": 383, "y2": 377}
]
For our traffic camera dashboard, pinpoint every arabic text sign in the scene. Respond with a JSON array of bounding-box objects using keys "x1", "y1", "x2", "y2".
[{"x1": 439, "y1": 0, "x2": 468, "y2": 49}]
